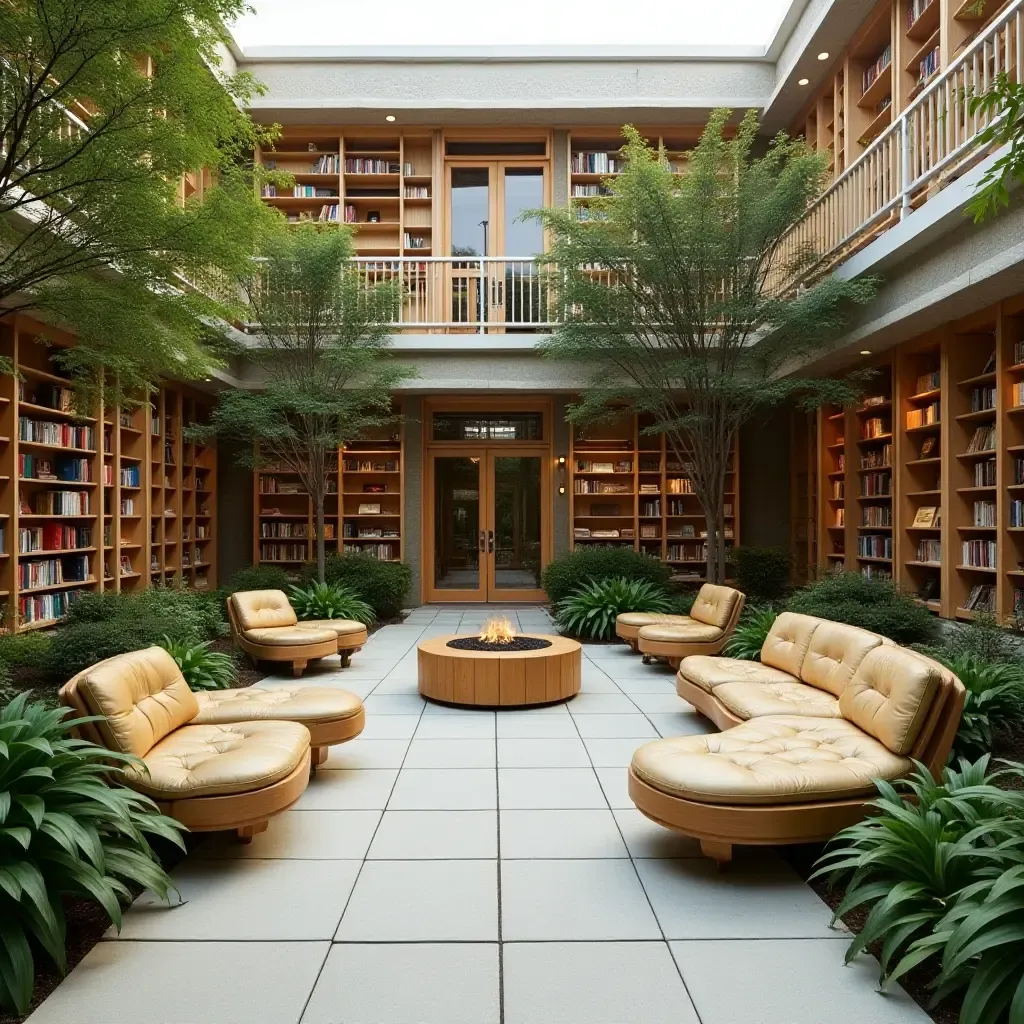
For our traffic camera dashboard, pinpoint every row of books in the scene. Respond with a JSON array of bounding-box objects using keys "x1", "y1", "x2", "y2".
[
  {"x1": 862, "y1": 45, "x2": 892, "y2": 93},
  {"x1": 667, "y1": 478, "x2": 695, "y2": 495},
  {"x1": 19, "y1": 418, "x2": 95, "y2": 450},
  {"x1": 345, "y1": 527, "x2": 397, "y2": 540},
  {"x1": 973, "y1": 500, "x2": 997, "y2": 527},
  {"x1": 576, "y1": 460, "x2": 632, "y2": 474},
  {"x1": 571, "y1": 152, "x2": 622, "y2": 174},
  {"x1": 962, "y1": 539, "x2": 997, "y2": 568},
  {"x1": 971, "y1": 385, "x2": 996, "y2": 412},
  {"x1": 574, "y1": 480, "x2": 632, "y2": 495},
  {"x1": 120, "y1": 466, "x2": 141, "y2": 487},
  {"x1": 572, "y1": 184, "x2": 609, "y2": 197},
  {"x1": 974, "y1": 458, "x2": 997, "y2": 487},
  {"x1": 640, "y1": 500, "x2": 662, "y2": 517},
  {"x1": 344, "y1": 542, "x2": 399, "y2": 560},
  {"x1": 966, "y1": 425, "x2": 996, "y2": 452},
  {"x1": 259, "y1": 543, "x2": 307, "y2": 562},
  {"x1": 1015, "y1": 381, "x2": 1024, "y2": 407},
  {"x1": 907, "y1": 402, "x2": 940, "y2": 428},
  {"x1": 907, "y1": 0, "x2": 935, "y2": 27},
  {"x1": 18, "y1": 525, "x2": 91, "y2": 553},
  {"x1": 18, "y1": 454, "x2": 91, "y2": 482},
  {"x1": 916, "y1": 539, "x2": 941, "y2": 563},
  {"x1": 861, "y1": 417, "x2": 889, "y2": 439},
  {"x1": 404, "y1": 233, "x2": 429, "y2": 249},
  {"x1": 1010, "y1": 500, "x2": 1024, "y2": 528},
  {"x1": 861, "y1": 472, "x2": 892, "y2": 496},
  {"x1": 858, "y1": 534, "x2": 892, "y2": 559},
  {"x1": 19, "y1": 589, "x2": 85, "y2": 624},
  {"x1": 834, "y1": 509, "x2": 845, "y2": 527},
  {"x1": 20, "y1": 380, "x2": 76, "y2": 412},
  {"x1": 667, "y1": 543, "x2": 709, "y2": 563},
  {"x1": 404, "y1": 186, "x2": 430, "y2": 198},
  {"x1": 963, "y1": 583, "x2": 996, "y2": 613},
  {"x1": 24, "y1": 490, "x2": 90, "y2": 515},
  {"x1": 860, "y1": 446, "x2": 891, "y2": 469},
  {"x1": 1016, "y1": 456, "x2": 1024, "y2": 485},
  {"x1": 345, "y1": 158, "x2": 400, "y2": 174},
  {"x1": 120, "y1": 498, "x2": 135, "y2": 515},
  {"x1": 917, "y1": 46, "x2": 940, "y2": 85},
  {"x1": 262, "y1": 185, "x2": 338, "y2": 198},
  {"x1": 914, "y1": 369, "x2": 940, "y2": 394},
  {"x1": 20, "y1": 555, "x2": 91, "y2": 590},
  {"x1": 344, "y1": 460, "x2": 399, "y2": 472},
  {"x1": 862, "y1": 506, "x2": 892, "y2": 527},
  {"x1": 260, "y1": 522, "x2": 308, "y2": 538},
  {"x1": 831, "y1": 480, "x2": 845, "y2": 499}
]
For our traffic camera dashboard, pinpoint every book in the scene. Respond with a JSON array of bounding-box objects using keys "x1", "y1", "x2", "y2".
[{"x1": 912, "y1": 506, "x2": 938, "y2": 528}]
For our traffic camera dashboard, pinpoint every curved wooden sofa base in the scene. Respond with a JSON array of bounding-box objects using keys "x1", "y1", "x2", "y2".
[
  {"x1": 628, "y1": 766, "x2": 870, "y2": 865},
  {"x1": 151, "y1": 749, "x2": 312, "y2": 842},
  {"x1": 307, "y1": 705, "x2": 366, "y2": 766},
  {"x1": 674, "y1": 674, "x2": 744, "y2": 730},
  {"x1": 636, "y1": 636, "x2": 729, "y2": 670},
  {"x1": 235, "y1": 635, "x2": 339, "y2": 677},
  {"x1": 615, "y1": 623, "x2": 642, "y2": 649}
]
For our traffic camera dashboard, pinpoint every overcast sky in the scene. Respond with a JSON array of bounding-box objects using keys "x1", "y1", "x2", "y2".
[{"x1": 230, "y1": 0, "x2": 792, "y2": 49}]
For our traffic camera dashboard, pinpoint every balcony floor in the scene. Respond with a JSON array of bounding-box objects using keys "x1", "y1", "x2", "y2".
[{"x1": 27, "y1": 609, "x2": 928, "y2": 1024}]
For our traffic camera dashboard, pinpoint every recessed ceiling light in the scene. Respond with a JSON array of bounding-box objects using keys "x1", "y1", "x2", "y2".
[
  {"x1": 817, "y1": 52, "x2": 830, "y2": 61},
  {"x1": 385, "y1": 114, "x2": 396, "y2": 122},
  {"x1": 860, "y1": 350, "x2": 872, "y2": 356},
  {"x1": 798, "y1": 78, "x2": 810, "y2": 86}
]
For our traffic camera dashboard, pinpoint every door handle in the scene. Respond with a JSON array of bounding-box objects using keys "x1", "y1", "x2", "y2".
[
  {"x1": 479, "y1": 529, "x2": 487, "y2": 552},
  {"x1": 488, "y1": 530, "x2": 494, "y2": 553}
]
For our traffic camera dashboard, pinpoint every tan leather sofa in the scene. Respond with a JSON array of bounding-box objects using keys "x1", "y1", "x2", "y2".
[
  {"x1": 634, "y1": 585, "x2": 746, "y2": 668},
  {"x1": 628, "y1": 612, "x2": 965, "y2": 865},
  {"x1": 228, "y1": 590, "x2": 368, "y2": 675},
  {"x1": 59, "y1": 647, "x2": 311, "y2": 842},
  {"x1": 615, "y1": 612, "x2": 696, "y2": 651}
]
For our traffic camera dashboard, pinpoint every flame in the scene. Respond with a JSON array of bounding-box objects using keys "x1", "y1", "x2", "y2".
[{"x1": 480, "y1": 617, "x2": 516, "y2": 644}]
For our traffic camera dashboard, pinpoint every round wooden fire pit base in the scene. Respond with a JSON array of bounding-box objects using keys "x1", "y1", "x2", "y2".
[{"x1": 417, "y1": 634, "x2": 582, "y2": 707}]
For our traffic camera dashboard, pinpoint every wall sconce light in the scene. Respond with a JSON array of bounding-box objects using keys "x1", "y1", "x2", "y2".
[{"x1": 557, "y1": 455, "x2": 567, "y2": 495}]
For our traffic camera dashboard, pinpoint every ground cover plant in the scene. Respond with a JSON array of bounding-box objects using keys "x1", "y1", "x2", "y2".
[
  {"x1": 289, "y1": 582, "x2": 375, "y2": 625},
  {"x1": 723, "y1": 605, "x2": 777, "y2": 660},
  {"x1": 555, "y1": 577, "x2": 671, "y2": 641},
  {"x1": 158, "y1": 637, "x2": 237, "y2": 691}
]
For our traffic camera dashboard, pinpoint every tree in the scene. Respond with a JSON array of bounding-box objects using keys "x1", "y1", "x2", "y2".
[
  {"x1": 0, "y1": 0, "x2": 278, "y2": 406},
  {"x1": 965, "y1": 71, "x2": 1024, "y2": 222},
  {"x1": 197, "y1": 223, "x2": 414, "y2": 582},
  {"x1": 533, "y1": 113, "x2": 875, "y2": 583}
]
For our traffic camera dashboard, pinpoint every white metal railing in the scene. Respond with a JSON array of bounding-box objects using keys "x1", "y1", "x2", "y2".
[{"x1": 774, "y1": 0, "x2": 1024, "y2": 291}]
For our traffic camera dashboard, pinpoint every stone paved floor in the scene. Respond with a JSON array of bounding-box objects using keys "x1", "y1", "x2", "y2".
[{"x1": 29, "y1": 607, "x2": 930, "y2": 1024}]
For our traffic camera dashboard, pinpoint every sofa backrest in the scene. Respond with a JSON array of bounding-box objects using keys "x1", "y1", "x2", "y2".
[
  {"x1": 690, "y1": 585, "x2": 744, "y2": 631},
  {"x1": 61, "y1": 647, "x2": 199, "y2": 758},
  {"x1": 800, "y1": 621, "x2": 884, "y2": 697},
  {"x1": 230, "y1": 590, "x2": 298, "y2": 631},
  {"x1": 759, "y1": 612, "x2": 821, "y2": 676},
  {"x1": 838, "y1": 645, "x2": 941, "y2": 755}
]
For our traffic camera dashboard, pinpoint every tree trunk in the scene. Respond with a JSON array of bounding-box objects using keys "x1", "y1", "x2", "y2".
[{"x1": 315, "y1": 488, "x2": 326, "y2": 583}]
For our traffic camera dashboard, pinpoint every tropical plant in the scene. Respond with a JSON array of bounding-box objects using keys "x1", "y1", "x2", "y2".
[
  {"x1": 723, "y1": 606, "x2": 778, "y2": 660},
  {"x1": 533, "y1": 115, "x2": 874, "y2": 582},
  {"x1": 159, "y1": 637, "x2": 237, "y2": 691},
  {"x1": 304, "y1": 553, "x2": 413, "y2": 620},
  {"x1": 541, "y1": 547, "x2": 673, "y2": 605},
  {"x1": 289, "y1": 583, "x2": 375, "y2": 625},
  {"x1": 731, "y1": 547, "x2": 792, "y2": 602},
  {"x1": 556, "y1": 577, "x2": 671, "y2": 641},
  {"x1": 966, "y1": 71, "x2": 1024, "y2": 222},
  {"x1": 812, "y1": 757, "x2": 1024, "y2": 986},
  {"x1": 0, "y1": 0, "x2": 279, "y2": 407},
  {"x1": 194, "y1": 224, "x2": 413, "y2": 581},
  {"x1": 227, "y1": 564, "x2": 293, "y2": 595},
  {"x1": 786, "y1": 571, "x2": 938, "y2": 646},
  {"x1": 0, "y1": 694, "x2": 184, "y2": 1014}
]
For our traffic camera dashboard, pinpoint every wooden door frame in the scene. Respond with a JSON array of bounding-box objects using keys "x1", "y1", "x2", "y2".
[{"x1": 422, "y1": 397, "x2": 554, "y2": 604}]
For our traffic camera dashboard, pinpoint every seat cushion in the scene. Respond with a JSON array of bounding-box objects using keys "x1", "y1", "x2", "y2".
[
  {"x1": 231, "y1": 590, "x2": 298, "y2": 631},
  {"x1": 243, "y1": 626, "x2": 337, "y2": 647},
  {"x1": 760, "y1": 612, "x2": 821, "y2": 676},
  {"x1": 126, "y1": 721, "x2": 310, "y2": 800},
  {"x1": 677, "y1": 656, "x2": 798, "y2": 694},
  {"x1": 839, "y1": 645, "x2": 941, "y2": 755},
  {"x1": 192, "y1": 686, "x2": 364, "y2": 727},
  {"x1": 714, "y1": 680, "x2": 842, "y2": 720},
  {"x1": 631, "y1": 716, "x2": 912, "y2": 806},
  {"x1": 689, "y1": 584, "x2": 743, "y2": 630},
  {"x1": 638, "y1": 623, "x2": 724, "y2": 644},
  {"x1": 800, "y1": 621, "x2": 883, "y2": 697},
  {"x1": 70, "y1": 647, "x2": 199, "y2": 757},
  {"x1": 296, "y1": 619, "x2": 367, "y2": 638},
  {"x1": 617, "y1": 613, "x2": 694, "y2": 629}
]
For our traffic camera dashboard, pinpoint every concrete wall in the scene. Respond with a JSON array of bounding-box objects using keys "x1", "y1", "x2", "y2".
[
  {"x1": 738, "y1": 408, "x2": 791, "y2": 550},
  {"x1": 217, "y1": 438, "x2": 255, "y2": 586},
  {"x1": 402, "y1": 396, "x2": 424, "y2": 606}
]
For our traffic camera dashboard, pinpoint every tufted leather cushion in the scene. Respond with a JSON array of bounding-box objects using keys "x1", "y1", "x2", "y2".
[
  {"x1": 631, "y1": 716, "x2": 912, "y2": 805},
  {"x1": 243, "y1": 626, "x2": 337, "y2": 647},
  {"x1": 296, "y1": 619, "x2": 367, "y2": 638},
  {"x1": 689, "y1": 584, "x2": 742, "y2": 630},
  {"x1": 800, "y1": 622, "x2": 883, "y2": 697},
  {"x1": 617, "y1": 612, "x2": 694, "y2": 629},
  {"x1": 637, "y1": 622, "x2": 724, "y2": 644},
  {"x1": 125, "y1": 720, "x2": 310, "y2": 799},
  {"x1": 71, "y1": 647, "x2": 199, "y2": 758},
  {"x1": 760, "y1": 612, "x2": 821, "y2": 677},
  {"x1": 231, "y1": 590, "x2": 298, "y2": 631},
  {"x1": 193, "y1": 686, "x2": 363, "y2": 726},
  {"x1": 839, "y1": 646, "x2": 940, "y2": 755},
  {"x1": 714, "y1": 680, "x2": 842, "y2": 720},
  {"x1": 678, "y1": 656, "x2": 798, "y2": 694}
]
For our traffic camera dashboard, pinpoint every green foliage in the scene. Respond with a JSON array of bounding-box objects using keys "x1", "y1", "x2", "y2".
[
  {"x1": 196, "y1": 224, "x2": 415, "y2": 581},
  {"x1": 308, "y1": 554, "x2": 413, "y2": 620},
  {"x1": 0, "y1": 693, "x2": 185, "y2": 1014},
  {"x1": 724, "y1": 606, "x2": 777, "y2": 660},
  {"x1": 533, "y1": 115, "x2": 874, "y2": 582},
  {"x1": 289, "y1": 583, "x2": 375, "y2": 625},
  {"x1": 541, "y1": 547, "x2": 673, "y2": 605},
  {"x1": 731, "y1": 547, "x2": 792, "y2": 602},
  {"x1": 924, "y1": 612, "x2": 1022, "y2": 665},
  {"x1": 813, "y1": 757, "x2": 1024, "y2": 989},
  {"x1": 227, "y1": 564, "x2": 294, "y2": 595},
  {"x1": 0, "y1": 630, "x2": 53, "y2": 671},
  {"x1": 786, "y1": 571, "x2": 938, "y2": 646},
  {"x1": 555, "y1": 578, "x2": 671, "y2": 641},
  {"x1": 0, "y1": 0, "x2": 280, "y2": 408},
  {"x1": 667, "y1": 591, "x2": 697, "y2": 617},
  {"x1": 966, "y1": 72, "x2": 1024, "y2": 222},
  {"x1": 158, "y1": 637, "x2": 237, "y2": 691}
]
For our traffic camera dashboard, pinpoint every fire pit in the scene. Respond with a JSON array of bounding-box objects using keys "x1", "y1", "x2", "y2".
[{"x1": 418, "y1": 617, "x2": 581, "y2": 707}]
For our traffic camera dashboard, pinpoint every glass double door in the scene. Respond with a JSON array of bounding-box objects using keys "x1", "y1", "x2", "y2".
[
  {"x1": 446, "y1": 162, "x2": 546, "y2": 328},
  {"x1": 429, "y1": 449, "x2": 546, "y2": 602}
]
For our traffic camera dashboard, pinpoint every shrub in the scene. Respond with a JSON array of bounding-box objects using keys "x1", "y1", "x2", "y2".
[
  {"x1": 925, "y1": 612, "x2": 1022, "y2": 665},
  {"x1": 541, "y1": 548, "x2": 673, "y2": 605},
  {"x1": 313, "y1": 554, "x2": 412, "y2": 620},
  {"x1": 133, "y1": 587, "x2": 225, "y2": 642},
  {"x1": 724, "y1": 605, "x2": 777, "y2": 660},
  {"x1": 61, "y1": 591, "x2": 129, "y2": 624},
  {"x1": 159, "y1": 637, "x2": 237, "y2": 690},
  {"x1": 555, "y1": 577, "x2": 671, "y2": 641},
  {"x1": 227, "y1": 564, "x2": 293, "y2": 595},
  {"x1": 0, "y1": 694, "x2": 184, "y2": 1014},
  {"x1": 45, "y1": 617, "x2": 175, "y2": 680},
  {"x1": 786, "y1": 571, "x2": 938, "y2": 646},
  {"x1": 289, "y1": 582, "x2": 375, "y2": 625},
  {"x1": 813, "y1": 757, "x2": 1024, "y2": 988},
  {"x1": 667, "y1": 590, "x2": 697, "y2": 617},
  {"x1": 731, "y1": 546, "x2": 792, "y2": 602},
  {"x1": 0, "y1": 629, "x2": 53, "y2": 671}
]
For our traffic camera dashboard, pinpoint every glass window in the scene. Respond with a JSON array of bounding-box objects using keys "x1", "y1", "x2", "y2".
[
  {"x1": 432, "y1": 413, "x2": 544, "y2": 442},
  {"x1": 450, "y1": 168, "x2": 489, "y2": 258}
]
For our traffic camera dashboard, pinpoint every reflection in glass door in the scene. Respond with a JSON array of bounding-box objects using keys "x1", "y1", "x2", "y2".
[
  {"x1": 433, "y1": 456, "x2": 483, "y2": 595},
  {"x1": 490, "y1": 456, "x2": 542, "y2": 592}
]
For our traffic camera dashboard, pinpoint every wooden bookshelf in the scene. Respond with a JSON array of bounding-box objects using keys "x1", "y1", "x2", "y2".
[
  {"x1": 569, "y1": 411, "x2": 740, "y2": 580},
  {"x1": 818, "y1": 403, "x2": 847, "y2": 567},
  {"x1": 854, "y1": 368, "x2": 894, "y2": 576}
]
